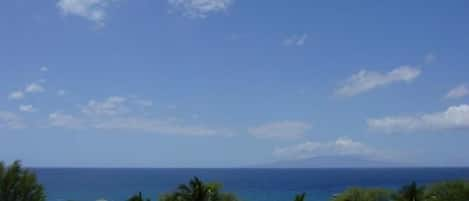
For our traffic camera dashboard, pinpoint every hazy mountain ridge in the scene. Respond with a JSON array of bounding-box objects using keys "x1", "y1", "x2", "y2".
[{"x1": 258, "y1": 155, "x2": 406, "y2": 168}]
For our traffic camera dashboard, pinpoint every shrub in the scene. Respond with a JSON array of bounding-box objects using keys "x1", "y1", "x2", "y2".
[
  {"x1": 0, "y1": 160, "x2": 46, "y2": 201},
  {"x1": 424, "y1": 180, "x2": 469, "y2": 201},
  {"x1": 393, "y1": 181, "x2": 425, "y2": 201},
  {"x1": 332, "y1": 187, "x2": 392, "y2": 201}
]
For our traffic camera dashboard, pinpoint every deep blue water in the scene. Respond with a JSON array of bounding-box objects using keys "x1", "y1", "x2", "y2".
[{"x1": 34, "y1": 168, "x2": 469, "y2": 201}]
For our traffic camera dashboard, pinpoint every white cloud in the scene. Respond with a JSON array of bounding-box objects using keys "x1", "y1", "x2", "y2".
[
  {"x1": 0, "y1": 112, "x2": 25, "y2": 129},
  {"x1": 2, "y1": 91, "x2": 229, "y2": 136},
  {"x1": 8, "y1": 82, "x2": 45, "y2": 100},
  {"x1": 94, "y1": 117, "x2": 229, "y2": 136},
  {"x1": 8, "y1": 91, "x2": 24, "y2": 100},
  {"x1": 19, "y1": 105, "x2": 35, "y2": 113},
  {"x1": 336, "y1": 66, "x2": 421, "y2": 96},
  {"x1": 25, "y1": 83, "x2": 45, "y2": 93},
  {"x1": 81, "y1": 96, "x2": 128, "y2": 116},
  {"x1": 55, "y1": 96, "x2": 227, "y2": 136},
  {"x1": 49, "y1": 112, "x2": 83, "y2": 128},
  {"x1": 47, "y1": 113, "x2": 229, "y2": 136},
  {"x1": 40, "y1": 66, "x2": 48, "y2": 72},
  {"x1": 248, "y1": 121, "x2": 312, "y2": 139},
  {"x1": 133, "y1": 99, "x2": 153, "y2": 107},
  {"x1": 57, "y1": 90, "x2": 66, "y2": 96},
  {"x1": 283, "y1": 34, "x2": 308, "y2": 46},
  {"x1": 368, "y1": 104, "x2": 469, "y2": 133},
  {"x1": 273, "y1": 137, "x2": 374, "y2": 160},
  {"x1": 446, "y1": 84, "x2": 469, "y2": 99},
  {"x1": 168, "y1": 0, "x2": 233, "y2": 18},
  {"x1": 57, "y1": 0, "x2": 115, "y2": 25},
  {"x1": 424, "y1": 53, "x2": 436, "y2": 64},
  {"x1": 34, "y1": 95, "x2": 230, "y2": 136}
]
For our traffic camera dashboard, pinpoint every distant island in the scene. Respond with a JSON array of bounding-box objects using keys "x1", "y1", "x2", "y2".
[{"x1": 257, "y1": 155, "x2": 405, "y2": 168}]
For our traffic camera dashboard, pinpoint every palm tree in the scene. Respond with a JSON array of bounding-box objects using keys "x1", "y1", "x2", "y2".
[
  {"x1": 395, "y1": 181, "x2": 424, "y2": 201},
  {"x1": 175, "y1": 177, "x2": 210, "y2": 201},
  {"x1": 160, "y1": 177, "x2": 239, "y2": 201},
  {"x1": 0, "y1": 160, "x2": 46, "y2": 201},
  {"x1": 294, "y1": 193, "x2": 306, "y2": 201},
  {"x1": 128, "y1": 192, "x2": 151, "y2": 201}
]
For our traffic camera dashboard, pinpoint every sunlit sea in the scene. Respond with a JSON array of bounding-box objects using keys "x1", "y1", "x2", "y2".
[{"x1": 34, "y1": 168, "x2": 469, "y2": 201}]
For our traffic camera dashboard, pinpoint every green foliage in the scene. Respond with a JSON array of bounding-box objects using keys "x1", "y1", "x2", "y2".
[
  {"x1": 217, "y1": 192, "x2": 238, "y2": 201},
  {"x1": 0, "y1": 160, "x2": 46, "y2": 201},
  {"x1": 293, "y1": 193, "x2": 306, "y2": 201},
  {"x1": 128, "y1": 192, "x2": 151, "y2": 201},
  {"x1": 159, "y1": 177, "x2": 240, "y2": 201},
  {"x1": 332, "y1": 187, "x2": 393, "y2": 201},
  {"x1": 424, "y1": 180, "x2": 469, "y2": 201},
  {"x1": 393, "y1": 181, "x2": 425, "y2": 201},
  {"x1": 159, "y1": 193, "x2": 178, "y2": 201}
]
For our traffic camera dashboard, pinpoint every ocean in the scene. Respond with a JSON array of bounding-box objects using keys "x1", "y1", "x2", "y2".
[{"x1": 34, "y1": 168, "x2": 469, "y2": 201}]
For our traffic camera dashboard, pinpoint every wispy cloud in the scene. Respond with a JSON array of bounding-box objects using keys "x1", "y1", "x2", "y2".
[
  {"x1": 57, "y1": 0, "x2": 116, "y2": 25},
  {"x1": 0, "y1": 111, "x2": 26, "y2": 129},
  {"x1": 94, "y1": 117, "x2": 230, "y2": 136},
  {"x1": 49, "y1": 112, "x2": 84, "y2": 129},
  {"x1": 48, "y1": 112, "x2": 231, "y2": 136},
  {"x1": 424, "y1": 52, "x2": 436, "y2": 64},
  {"x1": 273, "y1": 137, "x2": 376, "y2": 160},
  {"x1": 168, "y1": 0, "x2": 233, "y2": 18},
  {"x1": 133, "y1": 99, "x2": 153, "y2": 107},
  {"x1": 40, "y1": 66, "x2": 48, "y2": 72},
  {"x1": 19, "y1": 105, "x2": 36, "y2": 113},
  {"x1": 25, "y1": 83, "x2": 45, "y2": 93},
  {"x1": 8, "y1": 82, "x2": 45, "y2": 100},
  {"x1": 81, "y1": 96, "x2": 128, "y2": 116},
  {"x1": 47, "y1": 96, "x2": 231, "y2": 136},
  {"x1": 368, "y1": 104, "x2": 469, "y2": 133},
  {"x1": 248, "y1": 121, "x2": 312, "y2": 139},
  {"x1": 336, "y1": 66, "x2": 421, "y2": 96},
  {"x1": 8, "y1": 91, "x2": 24, "y2": 100},
  {"x1": 446, "y1": 84, "x2": 469, "y2": 99},
  {"x1": 283, "y1": 34, "x2": 308, "y2": 46},
  {"x1": 57, "y1": 90, "x2": 66, "y2": 96}
]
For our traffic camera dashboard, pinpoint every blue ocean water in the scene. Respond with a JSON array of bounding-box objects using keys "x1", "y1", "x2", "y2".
[{"x1": 34, "y1": 168, "x2": 469, "y2": 201}]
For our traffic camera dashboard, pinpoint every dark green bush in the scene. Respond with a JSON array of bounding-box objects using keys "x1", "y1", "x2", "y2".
[
  {"x1": 393, "y1": 181, "x2": 425, "y2": 201},
  {"x1": 332, "y1": 187, "x2": 392, "y2": 201},
  {"x1": 0, "y1": 160, "x2": 46, "y2": 201},
  {"x1": 424, "y1": 180, "x2": 469, "y2": 201}
]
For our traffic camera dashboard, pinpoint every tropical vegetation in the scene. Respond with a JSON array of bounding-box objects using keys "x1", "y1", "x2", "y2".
[
  {"x1": 393, "y1": 181, "x2": 425, "y2": 201},
  {"x1": 159, "y1": 177, "x2": 239, "y2": 201},
  {"x1": 332, "y1": 181, "x2": 469, "y2": 201},
  {"x1": 424, "y1": 180, "x2": 469, "y2": 201},
  {"x1": 0, "y1": 160, "x2": 46, "y2": 201},
  {"x1": 127, "y1": 192, "x2": 151, "y2": 201},
  {"x1": 294, "y1": 193, "x2": 306, "y2": 201},
  {"x1": 331, "y1": 187, "x2": 392, "y2": 201}
]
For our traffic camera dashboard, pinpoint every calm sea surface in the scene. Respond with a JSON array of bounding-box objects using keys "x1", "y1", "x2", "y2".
[{"x1": 34, "y1": 168, "x2": 469, "y2": 201}]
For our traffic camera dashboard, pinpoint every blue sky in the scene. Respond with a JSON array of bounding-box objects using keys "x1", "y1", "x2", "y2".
[{"x1": 1, "y1": 0, "x2": 469, "y2": 167}]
